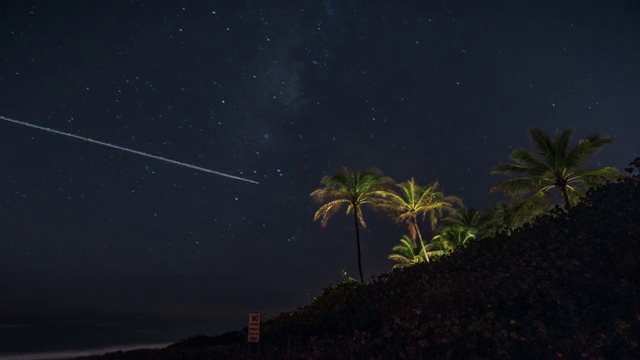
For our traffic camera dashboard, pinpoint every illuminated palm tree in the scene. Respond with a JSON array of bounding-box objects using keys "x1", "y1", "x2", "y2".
[
  {"x1": 441, "y1": 207, "x2": 492, "y2": 240},
  {"x1": 432, "y1": 226, "x2": 476, "y2": 250},
  {"x1": 310, "y1": 168, "x2": 391, "y2": 282},
  {"x1": 423, "y1": 239, "x2": 449, "y2": 260},
  {"x1": 388, "y1": 235, "x2": 424, "y2": 269},
  {"x1": 389, "y1": 235, "x2": 449, "y2": 269},
  {"x1": 378, "y1": 178, "x2": 462, "y2": 262},
  {"x1": 491, "y1": 128, "x2": 618, "y2": 208}
]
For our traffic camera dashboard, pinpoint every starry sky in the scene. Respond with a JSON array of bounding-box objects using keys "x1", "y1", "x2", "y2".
[{"x1": 1, "y1": 0, "x2": 639, "y2": 328}]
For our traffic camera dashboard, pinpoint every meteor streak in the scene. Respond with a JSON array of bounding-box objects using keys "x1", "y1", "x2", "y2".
[{"x1": 0, "y1": 115, "x2": 259, "y2": 184}]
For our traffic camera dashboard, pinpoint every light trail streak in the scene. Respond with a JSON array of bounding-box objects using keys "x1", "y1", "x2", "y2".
[{"x1": 0, "y1": 115, "x2": 259, "y2": 184}]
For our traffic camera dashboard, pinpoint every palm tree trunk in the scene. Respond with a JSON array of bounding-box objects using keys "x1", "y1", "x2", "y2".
[
  {"x1": 354, "y1": 207, "x2": 365, "y2": 283},
  {"x1": 413, "y1": 217, "x2": 430, "y2": 263},
  {"x1": 560, "y1": 186, "x2": 572, "y2": 209}
]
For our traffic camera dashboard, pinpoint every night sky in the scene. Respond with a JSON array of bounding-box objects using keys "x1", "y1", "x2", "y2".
[{"x1": 1, "y1": 1, "x2": 639, "y2": 329}]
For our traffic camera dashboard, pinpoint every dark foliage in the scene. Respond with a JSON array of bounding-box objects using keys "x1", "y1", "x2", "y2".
[
  {"x1": 625, "y1": 156, "x2": 640, "y2": 175},
  {"x1": 74, "y1": 158, "x2": 640, "y2": 359}
]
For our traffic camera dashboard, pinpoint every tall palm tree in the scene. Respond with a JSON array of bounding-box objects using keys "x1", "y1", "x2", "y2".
[
  {"x1": 378, "y1": 178, "x2": 462, "y2": 262},
  {"x1": 491, "y1": 128, "x2": 618, "y2": 208},
  {"x1": 310, "y1": 168, "x2": 391, "y2": 282},
  {"x1": 388, "y1": 235, "x2": 424, "y2": 269}
]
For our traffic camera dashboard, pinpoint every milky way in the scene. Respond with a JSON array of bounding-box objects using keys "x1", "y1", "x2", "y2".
[{"x1": 1, "y1": 1, "x2": 638, "y2": 344}]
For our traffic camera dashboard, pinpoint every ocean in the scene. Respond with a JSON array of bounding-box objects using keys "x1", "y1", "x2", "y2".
[{"x1": 0, "y1": 320, "x2": 242, "y2": 360}]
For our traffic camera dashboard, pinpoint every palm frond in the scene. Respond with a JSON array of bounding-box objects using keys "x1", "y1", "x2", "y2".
[
  {"x1": 510, "y1": 191, "x2": 552, "y2": 226},
  {"x1": 565, "y1": 185, "x2": 586, "y2": 207},
  {"x1": 424, "y1": 239, "x2": 450, "y2": 257},
  {"x1": 439, "y1": 194, "x2": 464, "y2": 207},
  {"x1": 433, "y1": 225, "x2": 476, "y2": 249},
  {"x1": 528, "y1": 128, "x2": 556, "y2": 159},
  {"x1": 570, "y1": 167, "x2": 619, "y2": 188},
  {"x1": 491, "y1": 177, "x2": 550, "y2": 195},
  {"x1": 425, "y1": 201, "x2": 458, "y2": 230},
  {"x1": 565, "y1": 134, "x2": 614, "y2": 169},
  {"x1": 442, "y1": 207, "x2": 494, "y2": 239},
  {"x1": 388, "y1": 254, "x2": 409, "y2": 262},
  {"x1": 492, "y1": 163, "x2": 532, "y2": 176},
  {"x1": 555, "y1": 128, "x2": 574, "y2": 159},
  {"x1": 483, "y1": 201, "x2": 524, "y2": 235},
  {"x1": 311, "y1": 167, "x2": 391, "y2": 228},
  {"x1": 313, "y1": 199, "x2": 350, "y2": 227},
  {"x1": 508, "y1": 149, "x2": 549, "y2": 174},
  {"x1": 310, "y1": 187, "x2": 340, "y2": 203},
  {"x1": 388, "y1": 235, "x2": 423, "y2": 268},
  {"x1": 356, "y1": 206, "x2": 368, "y2": 228}
]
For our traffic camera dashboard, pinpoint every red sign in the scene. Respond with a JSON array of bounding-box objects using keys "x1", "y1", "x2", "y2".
[{"x1": 247, "y1": 313, "x2": 260, "y2": 342}]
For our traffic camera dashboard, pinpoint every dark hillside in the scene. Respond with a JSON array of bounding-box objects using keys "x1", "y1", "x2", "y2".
[{"x1": 81, "y1": 159, "x2": 640, "y2": 359}]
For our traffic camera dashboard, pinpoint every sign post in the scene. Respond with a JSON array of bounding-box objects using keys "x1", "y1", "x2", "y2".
[{"x1": 247, "y1": 312, "x2": 260, "y2": 343}]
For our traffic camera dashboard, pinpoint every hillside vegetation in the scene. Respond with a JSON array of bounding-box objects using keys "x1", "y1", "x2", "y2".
[{"x1": 85, "y1": 159, "x2": 640, "y2": 359}]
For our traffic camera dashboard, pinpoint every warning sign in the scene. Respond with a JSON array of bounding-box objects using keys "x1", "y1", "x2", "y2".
[{"x1": 247, "y1": 312, "x2": 260, "y2": 342}]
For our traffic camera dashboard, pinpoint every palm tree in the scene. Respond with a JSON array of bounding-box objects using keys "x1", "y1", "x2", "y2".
[
  {"x1": 423, "y1": 241, "x2": 449, "y2": 261},
  {"x1": 441, "y1": 207, "x2": 492, "y2": 240},
  {"x1": 483, "y1": 200, "x2": 536, "y2": 236},
  {"x1": 491, "y1": 128, "x2": 619, "y2": 208},
  {"x1": 388, "y1": 235, "x2": 424, "y2": 269},
  {"x1": 481, "y1": 198, "x2": 554, "y2": 236},
  {"x1": 432, "y1": 226, "x2": 476, "y2": 250},
  {"x1": 310, "y1": 168, "x2": 391, "y2": 282},
  {"x1": 389, "y1": 235, "x2": 449, "y2": 269},
  {"x1": 378, "y1": 178, "x2": 462, "y2": 262}
]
